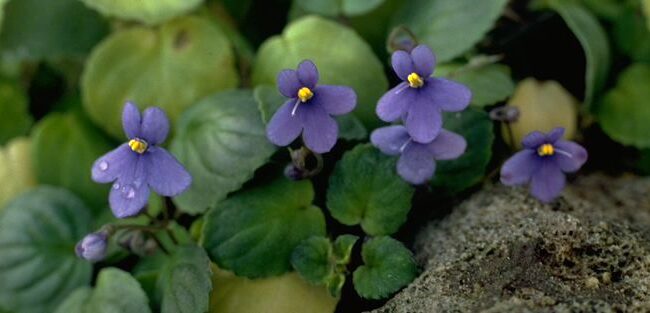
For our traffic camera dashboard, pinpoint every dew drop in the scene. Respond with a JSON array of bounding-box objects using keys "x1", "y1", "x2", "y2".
[
  {"x1": 113, "y1": 183, "x2": 120, "y2": 190},
  {"x1": 99, "y1": 161, "x2": 109, "y2": 171},
  {"x1": 126, "y1": 187, "x2": 136, "y2": 199},
  {"x1": 133, "y1": 179, "x2": 143, "y2": 188}
]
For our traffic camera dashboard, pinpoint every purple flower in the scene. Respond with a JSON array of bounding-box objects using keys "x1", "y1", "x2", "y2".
[
  {"x1": 377, "y1": 45, "x2": 472, "y2": 143},
  {"x1": 266, "y1": 60, "x2": 357, "y2": 153},
  {"x1": 371, "y1": 125, "x2": 466, "y2": 185},
  {"x1": 91, "y1": 102, "x2": 191, "y2": 218},
  {"x1": 75, "y1": 231, "x2": 108, "y2": 262},
  {"x1": 500, "y1": 127, "x2": 588, "y2": 203}
]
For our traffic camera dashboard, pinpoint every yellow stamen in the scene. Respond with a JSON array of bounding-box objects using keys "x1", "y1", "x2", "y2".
[
  {"x1": 407, "y1": 72, "x2": 424, "y2": 88},
  {"x1": 129, "y1": 139, "x2": 148, "y2": 154},
  {"x1": 297, "y1": 87, "x2": 314, "y2": 102},
  {"x1": 537, "y1": 143, "x2": 555, "y2": 157}
]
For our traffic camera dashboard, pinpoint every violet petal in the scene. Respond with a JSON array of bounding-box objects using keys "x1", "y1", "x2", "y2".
[
  {"x1": 530, "y1": 160, "x2": 566, "y2": 203},
  {"x1": 397, "y1": 143, "x2": 435, "y2": 185},
  {"x1": 522, "y1": 131, "x2": 547, "y2": 149},
  {"x1": 144, "y1": 147, "x2": 192, "y2": 197},
  {"x1": 312, "y1": 85, "x2": 357, "y2": 115},
  {"x1": 391, "y1": 50, "x2": 416, "y2": 81},
  {"x1": 404, "y1": 96, "x2": 442, "y2": 143},
  {"x1": 122, "y1": 102, "x2": 142, "y2": 139},
  {"x1": 297, "y1": 60, "x2": 319, "y2": 89},
  {"x1": 376, "y1": 83, "x2": 414, "y2": 122},
  {"x1": 370, "y1": 125, "x2": 410, "y2": 156},
  {"x1": 301, "y1": 104, "x2": 338, "y2": 153},
  {"x1": 266, "y1": 99, "x2": 304, "y2": 146},
  {"x1": 277, "y1": 69, "x2": 301, "y2": 98},
  {"x1": 141, "y1": 107, "x2": 169, "y2": 145},
  {"x1": 500, "y1": 150, "x2": 539, "y2": 186},
  {"x1": 411, "y1": 45, "x2": 436, "y2": 77},
  {"x1": 91, "y1": 144, "x2": 136, "y2": 183},
  {"x1": 423, "y1": 78, "x2": 472, "y2": 112},
  {"x1": 427, "y1": 129, "x2": 467, "y2": 160},
  {"x1": 553, "y1": 140, "x2": 588, "y2": 172}
]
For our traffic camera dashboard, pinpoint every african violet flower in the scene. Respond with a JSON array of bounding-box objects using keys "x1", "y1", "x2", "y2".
[
  {"x1": 75, "y1": 231, "x2": 108, "y2": 262},
  {"x1": 371, "y1": 125, "x2": 466, "y2": 185},
  {"x1": 377, "y1": 45, "x2": 472, "y2": 143},
  {"x1": 92, "y1": 102, "x2": 191, "y2": 218},
  {"x1": 500, "y1": 127, "x2": 588, "y2": 203},
  {"x1": 266, "y1": 60, "x2": 357, "y2": 153}
]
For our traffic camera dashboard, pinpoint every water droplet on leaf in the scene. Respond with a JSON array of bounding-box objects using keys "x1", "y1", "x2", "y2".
[{"x1": 99, "y1": 161, "x2": 109, "y2": 171}]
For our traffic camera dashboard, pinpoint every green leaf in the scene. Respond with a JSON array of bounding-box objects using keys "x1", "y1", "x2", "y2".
[
  {"x1": 81, "y1": 0, "x2": 204, "y2": 25},
  {"x1": 437, "y1": 62, "x2": 515, "y2": 107},
  {"x1": 547, "y1": 0, "x2": 611, "y2": 109},
  {"x1": 0, "y1": 78, "x2": 31, "y2": 144},
  {"x1": 0, "y1": 0, "x2": 108, "y2": 60},
  {"x1": 170, "y1": 90, "x2": 276, "y2": 214},
  {"x1": 597, "y1": 64, "x2": 650, "y2": 148},
  {"x1": 82, "y1": 16, "x2": 238, "y2": 139},
  {"x1": 31, "y1": 112, "x2": 113, "y2": 211},
  {"x1": 613, "y1": 7, "x2": 650, "y2": 62},
  {"x1": 327, "y1": 144, "x2": 414, "y2": 235},
  {"x1": 253, "y1": 15, "x2": 388, "y2": 128},
  {"x1": 332, "y1": 234, "x2": 358, "y2": 265},
  {"x1": 253, "y1": 85, "x2": 367, "y2": 141},
  {"x1": 295, "y1": 0, "x2": 385, "y2": 16},
  {"x1": 352, "y1": 236, "x2": 418, "y2": 299},
  {"x1": 202, "y1": 177, "x2": 326, "y2": 278},
  {"x1": 158, "y1": 246, "x2": 212, "y2": 313},
  {"x1": 430, "y1": 108, "x2": 494, "y2": 195},
  {"x1": 291, "y1": 236, "x2": 332, "y2": 285},
  {"x1": 55, "y1": 268, "x2": 152, "y2": 313},
  {"x1": 391, "y1": 0, "x2": 508, "y2": 62},
  {"x1": 0, "y1": 187, "x2": 92, "y2": 313},
  {"x1": 0, "y1": 137, "x2": 36, "y2": 209}
]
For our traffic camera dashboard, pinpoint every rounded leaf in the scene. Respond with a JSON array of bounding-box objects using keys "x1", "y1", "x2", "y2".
[
  {"x1": 391, "y1": 0, "x2": 508, "y2": 62},
  {"x1": 291, "y1": 236, "x2": 332, "y2": 285},
  {"x1": 253, "y1": 16, "x2": 388, "y2": 127},
  {"x1": 352, "y1": 236, "x2": 418, "y2": 300},
  {"x1": 0, "y1": 78, "x2": 31, "y2": 144},
  {"x1": 202, "y1": 177, "x2": 326, "y2": 278},
  {"x1": 0, "y1": 187, "x2": 92, "y2": 313},
  {"x1": 171, "y1": 90, "x2": 276, "y2": 214},
  {"x1": 82, "y1": 16, "x2": 238, "y2": 139},
  {"x1": 327, "y1": 144, "x2": 414, "y2": 235},
  {"x1": 598, "y1": 64, "x2": 650, "y2": 148},
  {"x1": 31, "y1": 112, "x2": 113, "y2": 212},
  {"x1": 430, "y1": 108, "x2": 494, "y2": 195},
  {"x1": 80, "y1": 0, "x2": 204, "y2": 25},
  {"x1": 156, "y1": 245, "x2": 212, "y2": 313},
  {"x1": 0, "y1": 137, "x2": 36, "y2": 209}
]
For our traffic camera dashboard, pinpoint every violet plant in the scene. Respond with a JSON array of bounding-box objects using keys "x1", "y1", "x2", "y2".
[{"x1": 3, "y1": 0, "x2": 641, "y2": 312}]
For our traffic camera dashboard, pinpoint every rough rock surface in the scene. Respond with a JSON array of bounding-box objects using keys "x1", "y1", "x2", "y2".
[{"x1": 372, "y1": 174, "x2": 650, "y2": 313}]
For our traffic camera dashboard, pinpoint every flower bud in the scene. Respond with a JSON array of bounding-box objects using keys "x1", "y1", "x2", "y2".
[{"x1": 75, "y1": 231, "x2": 108, "y2": 262}]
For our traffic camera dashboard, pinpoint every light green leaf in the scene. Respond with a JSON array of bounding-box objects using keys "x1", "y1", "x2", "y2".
[
  {"x1": 81, "y1": 0, "x2": 204, "y2": 25},
  {"x1": 31, "y1": 111, "x2": 113, "y2": 211},
  {"x1": 547, "y1": 0, "x2": 610, "y2": 109},
  {"x1": 437, "y1": 62, "x2": 515, "y2": 107},
  {"x1": 613, "y1": 7, "x2": 650, "y2": 62},
  {"x1": 332, "y1": 234, "x2": 358, "y2": 265},
  {"x1": 159, "y1": 245, "x2": 212, "y2": 313},
  {"x1": 253, "y1": 85, "x2": 367, "y2": 141},
  {"x1": 0, "y1": 187, "x2": 92, "y2": 313},
  {"x1": 0, "y1": 78, "x2": 31, "y2": 144},
  {"x1": 0, "y1": 0, "x2": 107, "y2": 60},
  {"x1": 0, "y1": 137, "x2": 36, "y2": 209},
  {"x1": 170, "y1": 90, "x2": 276, "y2": 214},
  {"x1": 391, "y1": 0, "x2": 508, "y2": 62},
  {"x1": 597, "y1": 64, "x2": 650, "y2": 148},
  {"x1": 327, "y1": 144, "x2": 414, "y2": 235},
  {"x1": 295, "y1": 0, "x2": 385, "y2": 16},
  {"x1": 253, "y1": 15, "x2": 388, "y2": 128},
  {"x1": 352, "y1": 236, "x2": 417, "y2": 299},
  {"x1": 55, "y1": 268, "x2": 152, "y2": 313},
  {"x1": 430, "y1": 108, "x2": 494, "y2": 195},
  {"x1": 342, "y1": 0, "x2": 385, "y2": 16},
  {"x1": 291, "y1": 236, "x2": 332, "y2": 285},
  {"x1": 202, "y1": 177, "x2": 326, "y2": 278},
  {"x1": 82, "y1": 16, "x2": 238, "y2": 139}
]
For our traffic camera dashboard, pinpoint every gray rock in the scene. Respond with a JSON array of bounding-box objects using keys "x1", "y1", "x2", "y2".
[{"x1": 372, "y1": 175, "x2": 650, "y2": 313}]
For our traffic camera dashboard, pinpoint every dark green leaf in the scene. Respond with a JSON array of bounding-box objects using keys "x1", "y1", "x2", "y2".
[
  {"x1": 253, "y1": 16, "x2": 388, "y2": 128},
  {"x1": 0, "y1": 78, "x2": 31, "y2": 144},
  {"x1": 391, "y1": 0, "x2": 508, "y2": 62},
  {"x1": 0, "y1": 0, "x2": 108, "y2": 60},
  {"x1": 352, "y1": 236, "x2": 418, "y2": 299},
  {"x1": 613, "y1": 7, "x2": 650, "y2": 62},
  {"x1": 547, "y1": 0, "x2": 611, "y2": 109},
  {"x1": 82, "y1": 16, "x2": 238, "y2": 139},
  {"x1": 291, "y1": 236, "x2": 332, "y2": 285},
  {"x1": 430, "y1": 108, "x2": 494, "y2": 195},
  {"x1": 170, "y1": 90, "x2": 276, "y2": 214},
  {"x1": 202, "y1": 177, "x2": 326, "y2": 278},
  {"x1": 81, "y1": 0, "x2": 203, "y2": 25},
  {"x1": 31, "y1": 112, "x2": 113, "y2": 212},
  {"x1": 597, "y1": 64, "x2": 650, "y2": 148},
  {"x1": 55, "y1": 268, "x2": 151, "y2": 313},
  {"x1": 254, "y1": 85, "x2": 367, "y2": 141},
  {"x1": 437, "y1": 61, "x2": 515, "y2": 107},
  {"x1": 159, "y1": 245, "x2": 212, "y2": 313},
  {"x1": 0, "y1": 187, "x2": 92, "y2": 313},
  {"x1": 327, "y1": 144, "x2": 414, "y2": 235}
]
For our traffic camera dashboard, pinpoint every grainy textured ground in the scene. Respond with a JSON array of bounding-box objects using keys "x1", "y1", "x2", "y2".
[{"x1": 372, "y1": 174, "x2": 650, "y2": 313}]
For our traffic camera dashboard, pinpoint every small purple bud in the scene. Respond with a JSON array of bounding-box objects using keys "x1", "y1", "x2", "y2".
[
  {"x1": 75, "y1": 231, "x2": 108, "y2": 262},
  {"x1": 284, "y1": 164, "x2": 306, "y2": 181}
]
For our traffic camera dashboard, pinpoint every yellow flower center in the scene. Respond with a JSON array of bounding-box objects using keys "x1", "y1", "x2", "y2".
[
  {"x1": 129, "y1": 138, "x2": 148, "y2": 154},
  {"x1": 537, "y1": 143, "x2": 555, "y2": 157},
  {"x1": 407, "y1": 72, "x2": 424, "y2": 88},
  {"x1": 297, "y1": 87, "x2": 314, "y2": 102}
]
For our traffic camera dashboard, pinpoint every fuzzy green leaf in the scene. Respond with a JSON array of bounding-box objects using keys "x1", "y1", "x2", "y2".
[
  {"x1": 159, "y1": 245, "x2": 212, "y2": 313},
  {"x1": 613, "y1": 7, "x2": 650, "y2": 62},
  {"x1": 0, "y1": 78, "x2": 31, "y2": 144},
  {"x1": 291, "y1": 236, "x2": 332, "y2": 285},
  {"x1": 81, "y1": 0, "x2": 203, "y2": 25}
]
